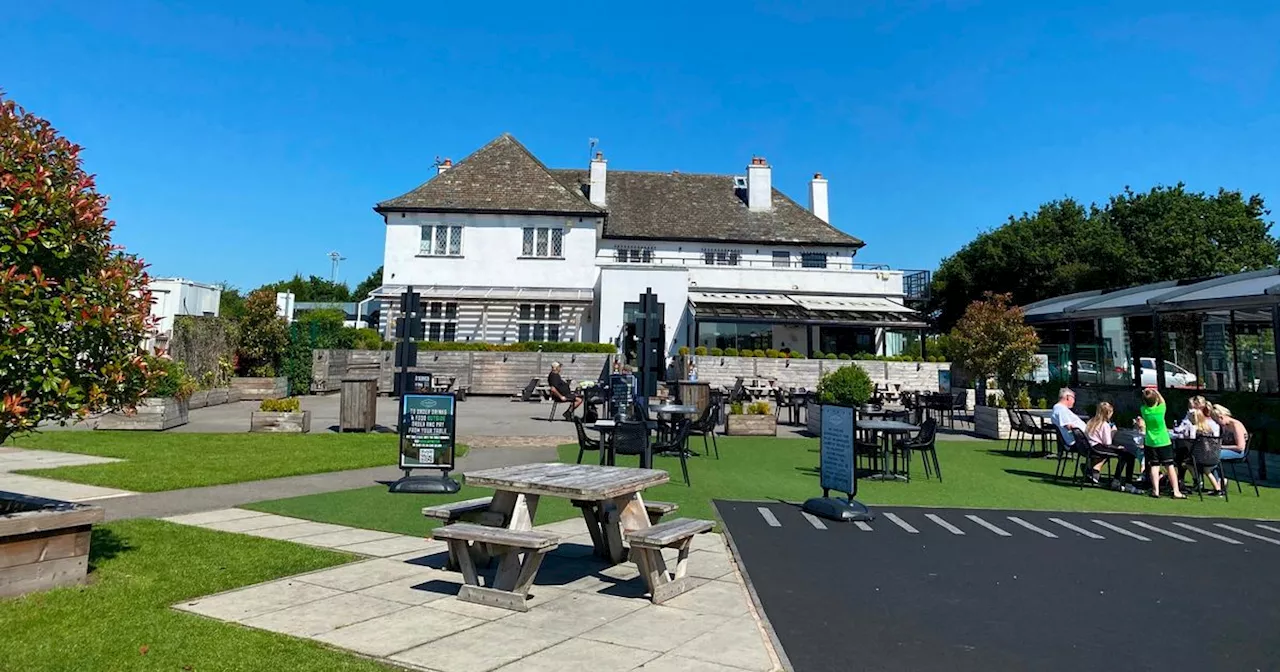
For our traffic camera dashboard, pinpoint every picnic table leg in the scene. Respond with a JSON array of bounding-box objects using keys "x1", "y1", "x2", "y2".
[
  {"x1": 490, "y1": 490, "x2": 540, "y2": 531},
  {"x1": 600, "y1": 492, "x2": 650, "y2": 564},
  {"x1": 575, "y1": 501, "x2": 607, "y2": 554}
]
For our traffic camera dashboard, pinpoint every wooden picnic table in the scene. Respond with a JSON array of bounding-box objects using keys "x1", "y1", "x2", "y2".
[{"x1": 465, "y1": 462, "x2": 669, "y2": 564}]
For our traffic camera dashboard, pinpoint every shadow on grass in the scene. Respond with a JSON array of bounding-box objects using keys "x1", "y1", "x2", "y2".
[
  {"x1": 88, "y1": 527, "x2": 132, "y2": 573},
  {"x1": 1002, "y1": 468, "x2": 1081, "y2": 490}
]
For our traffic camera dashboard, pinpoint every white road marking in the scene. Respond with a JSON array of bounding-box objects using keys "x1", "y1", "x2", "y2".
[
  {"x1": 1006, "y1": 516, "x2": 1058, "y2": 538},
  {"x1": 883, "y1": 512, "x2": 919, "y2": 534},
  {"x1": 1214, "y1": 523, "x2": 1280, "y2": 546},
  {"x1": 965, "y1": 514, "x2": 1012, "y2": 537},
  {"x1": 757, "y1": 507, "x2": 781, "y2": 527},
  {"x1": 855, "y1": 521, "x2": 873, "y2": 531},
  {"x1": 801, "y1": 512, "x2": 828, "y2": 530},
  {"x1": 1256, "y1": 524, "x2": 1280, "y2": 536},
  {"x1": 1171, "y1": 522, "x2": 1242, "y2": 545},
  {"x1": 1131, "y1": 520, "x2": 1196, "y2": 542},
  {"x1": 1049, "y1": 518, "x2": 1104, "y2": 539},
  {"x1": 925, "y1": 513, "x2": 965, "y2": 535},
  {"x1": 1091, "y1": 520, "x2": 1150, "y2": 541}
]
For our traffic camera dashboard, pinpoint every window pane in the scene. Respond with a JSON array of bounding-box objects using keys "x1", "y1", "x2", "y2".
[
  {"x1": 548, "y1": 304, "x2": 560, "y2": 320},
  {"x1": 773, "y1": 251, "x2": 790, "y2": 268},
  {"x1": 533, "y1": 304, "x2": 545, "y2": 321},
  {"x1": 550, "y1": 228, "x2": 563, "y2": 257},
  {"x1": 536, "y1": 228, "x2": 548, "y2": 256},
  {"x1": 428, "y1": 322, "x2": 442, "y2": 341},
  {"x1": 429, "y1": 302, "x2": 442, "y2": 319},
  {"x1": 704, "y1": 251, "x2": 715, "y2": 265},
  {"x1": 728, "y1": 251, "x2": 740, "y2": 266},
  {"x1": 449, "y1": 226, "x2": 462, "y2": 255},
  {"x1": 443, "y1": 322, "x2": 456, "y2": 342},
  {"x1": 522, "y1": 228, "x2": 534, "y2": 256},
  {"x1": 641, "y1": 249, "x2": 652, "y2": 263},
  {"x1": 420, "y1": 226, "x2": 432, "y2": 255},
  {"x1": 518, "y1": 323, "x2": 530, "y2": 342},
  {"x1": 445, "y1": 302, "x2": 457, "y2": 319},
  {"x1": 615, "y1": 248, "x2": 627, "y2": 262},
  {"x1": 548, "y1": 324, "x2": 560, "y2": 341},
  {"x1": 533, "y1": 323, "x2": 545, "y2": 341},
  {"x1": 519, "y1": 304, "x2": 531, "y2": 320},
  {"x1": 435, "y1": 226, "x2": 448, "y2": 256},
  {"x1": 628, "y1": 249, "x2": 639, "y2": 263},
  {"x1": 801, "y1": 252, "x2": 827, "y2": 268}
]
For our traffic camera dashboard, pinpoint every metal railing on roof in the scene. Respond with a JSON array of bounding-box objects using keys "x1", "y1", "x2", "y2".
[{"x1": 597, "y1": 251, "x2": 902, "y2": 272}]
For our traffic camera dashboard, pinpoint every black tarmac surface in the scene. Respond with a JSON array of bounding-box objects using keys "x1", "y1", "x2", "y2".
[{"x1": 716, "y1": 501, "x2": 1280, "y2": 672}]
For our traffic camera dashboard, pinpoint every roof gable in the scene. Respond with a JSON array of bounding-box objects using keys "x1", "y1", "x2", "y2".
[
  {"x1": 552, "y1": 169, "x2": 863, "y2": 247},
  {"x1": 376, "y1": 134, "x2": 604, "y2": 216}
]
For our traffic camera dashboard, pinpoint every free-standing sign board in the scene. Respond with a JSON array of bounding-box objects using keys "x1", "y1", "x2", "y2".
[
  {"x1": 804, "y1": 403, "x2": 873, "y2": 522},
  {"x1": 399, "y1": 394, "x2": 455, "y2": 471}
]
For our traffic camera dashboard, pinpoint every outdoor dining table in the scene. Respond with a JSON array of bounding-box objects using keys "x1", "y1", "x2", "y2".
[
  {"x1": 464, "y1": 462, "x2": 669, "y2": 564},
  {"x1": 651, "y1": 403, "x2": 699, "y2": 456},
  {"x1": 859, "y1": 419, "x2": 921, "y2": 482}
]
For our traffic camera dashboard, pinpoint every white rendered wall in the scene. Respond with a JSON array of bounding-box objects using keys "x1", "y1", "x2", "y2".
[{"x1": 597, "y1": 265, "x2": 690, "y2": 356}]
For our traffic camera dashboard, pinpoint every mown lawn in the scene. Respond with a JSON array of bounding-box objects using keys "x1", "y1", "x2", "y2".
[
  {"x1": 5, "y1": 432, "x2": 466, "y2": 492},
  {"x1": 0, "y1": 519, "x2": 398, "y2": 672},
  {"x1": 246, "y1": 436, "x2": 1280, "y2": 537}
]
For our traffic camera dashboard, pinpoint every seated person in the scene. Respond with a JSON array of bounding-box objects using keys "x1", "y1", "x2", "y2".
[
  {"x1": 1050, "y1": 387, "x2": 1087, "y2": 452},
  {"x1": 1083, "y1": 402, "x2": 1139, "y2": 492},
  {"x1": 1173, "y1": 408, "x2": 1224, "y2": 495},
  {"x1": 547, "y1": 362, "x2": 582, "y2": 421},
  {"x1": 1213, "y1": 404, "x2": 1248, "y2": 458}
]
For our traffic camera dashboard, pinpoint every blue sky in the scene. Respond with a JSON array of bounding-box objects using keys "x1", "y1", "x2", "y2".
[{"x1": 3, "y1": 1, "x2": 1278, "y2": 291}]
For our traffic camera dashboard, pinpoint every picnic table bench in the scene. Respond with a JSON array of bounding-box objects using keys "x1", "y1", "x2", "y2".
[{"x1": 432, "y1": 523, "x2": 559, "y2": 612}]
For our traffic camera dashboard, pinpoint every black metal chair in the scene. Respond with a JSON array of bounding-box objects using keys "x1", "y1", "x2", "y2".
[
  {"x1": 1221, "y1": 433, "x2": 1260, "y2": 497},
  {"x1": 1189, "y1": 434, "x2": 1225, "y2": 501},
  {"x1": 1005, "y1": 407, "x2": 1026, "y2": 453},
  {"x1": 947, "y1": 391, "x2": 967, "y2": 428},
  {"x1": 572, "y1": 417, "x2": 602, "y2": 465},
  {"x1": 773, "y1": 388, "x2": 801, "y2": 425},
  {"x1": 1020, "y1": 411, "x2": 1054, "y2": 456},
  {"x1": 612, "y1": 420, "x2": 652, "y2": 469},
  {"x1": 728, "y1": 377, "x2": 751, "y2": 404},
  {"x1": 688, "y1": 402, "x2": 720, "y2": 459},
  {"x1": 893, "y1": 418, "x2": 940, "y2": 481},
  {"x1": 651, "y1": 418, "x2": 694, "y2": 486},
  {"x1": 1064, "y1": 427, "x2": 1117, "y2": 488}
]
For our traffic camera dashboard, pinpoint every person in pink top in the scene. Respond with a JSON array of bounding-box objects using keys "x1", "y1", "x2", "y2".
[{"x1": 1083, "y1": 402, "x2": 1139, "y2": 492}]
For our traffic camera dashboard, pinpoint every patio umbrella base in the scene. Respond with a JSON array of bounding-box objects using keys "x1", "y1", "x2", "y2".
[
  {"x1": 388, "y1": 474, "x2": 462, "y2": 494},
  {"x1": 802, "y1": 497, "x2": 874, "y2": 523}
]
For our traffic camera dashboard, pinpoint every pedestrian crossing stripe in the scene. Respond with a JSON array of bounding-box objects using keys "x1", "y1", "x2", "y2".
[
  {"x1": 854, "y1": 521, "x2": 873, "y2": 531},
  {"x1": 757, "y1": 507, "x2": 781, "y2": 527},
  {"x1": 1049, "y1": 518, "x2": 1104, "y2": 539},
  {"x1": 1214, "y1": 523, "x2": 1280, "y2": 546},
  {"x1": 925, "y1": 513, "x2": 965, "y2": 535},
  {"x1": 1091, "y1": 520, "x2": 1150, "y2": 542},
  {"x1": 965, "y1": 514, "x2": 1012, "y2": 537},
  {"x1": 1131, "y1": 520, "x2": 1196, "y2": 542},
  {"x1": 1006, "y1": 516, "x2": 1058, "y2": 538},
  {"x1": 801, "y1": 512, "x2": 828, "y2": 530},
  {"x1": 1256, "y1": 523, "x2": 1280, "y2": 536},
  {"x1": 1170, "y1": 522, "x2": 1241, "y2": 545},
  {"x1": 882, "y1": 512, "x2": 918, "y2": 534}
]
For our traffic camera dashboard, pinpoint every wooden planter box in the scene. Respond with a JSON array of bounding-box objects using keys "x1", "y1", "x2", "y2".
[
  {"x1": 231, "y1": 377, "x2": 289, "y2": 401},
  {"x1": 1, "y1": 493, "x2": 104, "y2": 598},
  {"x1": 95, "y1": 397, "x2": 189, "y2": 431},
  {"x1": 187, "y1": 390, "x2": 209, "y2": 409},
  {"x1": 725, "y1": 414, "x2": 777, "y2": 436},
  {"x1": 250, "y1": 411, "x2": 311, "y2": 433},
  {"x1": 207, "y1": 388, "x2": 231, "y2": 406}
]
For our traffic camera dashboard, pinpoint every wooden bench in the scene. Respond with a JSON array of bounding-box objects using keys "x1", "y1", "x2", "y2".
[
  {"x1": 570, "y1": 499, "x2": 677, "y2": 526},
  {"x1": 422, "y1": 497, "x2": 503, "y2": 569},
  {"x1": 432, "y1": 523, "x2": 560, "y2": 612},
  {"x1": 626, "y1": 518, "x2": 715, "y2": 604}
]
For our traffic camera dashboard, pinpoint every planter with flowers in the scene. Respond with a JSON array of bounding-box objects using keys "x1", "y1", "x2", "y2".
[{"x1": 725, "y1": 401, "x2": 776, "y2": 436}]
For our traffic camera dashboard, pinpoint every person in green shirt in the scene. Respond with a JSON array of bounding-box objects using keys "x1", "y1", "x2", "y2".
[{"x1": 1136, "y1": 388, "x2": 1185, "y2": 499}]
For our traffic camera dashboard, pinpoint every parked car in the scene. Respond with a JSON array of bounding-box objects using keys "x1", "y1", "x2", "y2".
[{"x1": 1135, "y1": 357, "x2": 1197, "y2": 387}]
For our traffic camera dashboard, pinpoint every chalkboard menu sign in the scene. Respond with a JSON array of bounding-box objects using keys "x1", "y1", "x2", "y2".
[
  {"x1": 400, "y1": 394, "x2": 455, "y2": 471},
  {"x1": 819, "y1": 404, "x2": 856, "y2": 498},
  {"x1": 609, "y1": 373, "x2": 635, "y2": 418}
]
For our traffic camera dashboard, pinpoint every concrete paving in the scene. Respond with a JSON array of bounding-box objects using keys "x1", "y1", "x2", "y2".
[
  {"x1": 169, "y1": 511, "x2": 781, "y2": 672},
  {"x1": 0, "y1": 446, "x2": 134, "y2": 502}
]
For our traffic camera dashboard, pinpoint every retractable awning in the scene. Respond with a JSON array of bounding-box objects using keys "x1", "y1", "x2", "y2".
[{"x1": 688, "y1": 292, "x2": 928, "y2": 328}]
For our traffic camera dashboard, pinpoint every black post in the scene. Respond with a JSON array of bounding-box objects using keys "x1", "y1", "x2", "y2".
[
  {"x1": 920, "y1": 329, "x2": 928, "y2": 361},
  {"x1": 1068, "y1": 320, "x2": 1080, "y2": 388},
  {"x1": 1128, "y1": 317, "x2": 1143, "y2": 389},
  {"x1": 1230, "y1": 310, "x2": 1241, "y2": 392},
  {"x1": 1153, "y1": 313, "x2": 1167, "y2": 390}
]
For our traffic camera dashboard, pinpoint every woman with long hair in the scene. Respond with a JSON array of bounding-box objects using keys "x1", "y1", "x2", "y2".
[{"x1": 1084, "y1": 402, "x2": 1139, "y2": 492}]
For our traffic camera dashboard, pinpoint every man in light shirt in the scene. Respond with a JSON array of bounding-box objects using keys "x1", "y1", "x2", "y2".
[{"x1": 1050, "y1": 387, "x2": 1087, "y2": 449}]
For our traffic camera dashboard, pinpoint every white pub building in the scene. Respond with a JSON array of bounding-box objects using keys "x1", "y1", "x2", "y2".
[{"x1": 367, "y1": 134, "x2": 928, "y2": 357}]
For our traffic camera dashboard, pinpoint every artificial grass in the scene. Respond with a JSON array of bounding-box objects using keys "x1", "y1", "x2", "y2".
[
  {"x1": 0, "y1": 519, "x2": 395, "y2": 672},
  {"x1": 246, "y1": 437, "x2": 1280, "y2": 536},
  {"x1": 5, "y1": 432, "x2": 466, "y2": 492}
]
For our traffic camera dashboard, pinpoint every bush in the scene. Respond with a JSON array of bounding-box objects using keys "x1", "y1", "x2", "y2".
[
  {"x1": 838, "y1": 353, "x2": 852, "y2": 360},
  {"x1": 170, "y1": 316, "x2": 236, "y2": 387},
  {"x1": 144, "y1": 356, "x2": 197, "y2": 401},
  {"x1": 259, "y1": 397, "x2": 301, "y2": 412},
  {"x1": 816, "y1": 364, "x2": 874, "y2": 407},
  {"x1": 349, "y1": 328, "x2": 386, "y2": 351},
  {"x1": 812, "y1": 350, "x2": 824, "y2": 358},
  {"x1": 724, "y1": 347, "x2": 739, "y2": 357},
  {"x1": 825, "y1": 353, "x2": 837, "y2": 360},
  {"x1": 987, "y1": 393, "x2": 1001, "y2": 407},
  {"x1": 729, "y1": 401, "x2": 743, "y2": 415},
  {"x1": 237, "y1": 289, "x2": 289, "y2": 376},
  {"x1": 729, "y1": 401, "x2": 770, "y2": 415},
  {"x1": 790, "y1": 352, "x2": 806, "y2": 359},
  {"x1": 740, "y1": 350, "x2": 754, "y2": 358},
  {"x1": 752, "y1": 349, "x2": 766, "y2": 358},
  {"x1": 709, "y1": 347, "x2": 724, "y2": 356},
  {"x1": 764, "y1": 349, "x2": 780, "y2": 358},
  {"x1": 694, "y1": 346, "x2": 707, "y2": 356},
  {"x1": 678, "y1": 346, "x2": 690, "y2": 356}
]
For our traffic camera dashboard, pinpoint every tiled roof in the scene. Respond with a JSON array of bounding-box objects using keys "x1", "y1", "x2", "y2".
[
  {"x1": 552, "y1": 169, "x2": 862, "y2": 247},
  {"x1": 376, "y1": 134, "x2": 604, "y2": 216}
]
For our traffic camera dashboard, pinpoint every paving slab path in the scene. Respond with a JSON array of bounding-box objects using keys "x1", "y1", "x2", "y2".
[{"x1": 0, "y1": 446, "x2": 134, "y2": 502}]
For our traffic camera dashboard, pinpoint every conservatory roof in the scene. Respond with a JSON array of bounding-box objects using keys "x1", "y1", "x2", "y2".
[{"x1": 1022, "y1": 268, "x2": 1280, "y2": 323}]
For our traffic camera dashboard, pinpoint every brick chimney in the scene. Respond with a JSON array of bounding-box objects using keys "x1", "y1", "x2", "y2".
[
  {"x1": 747, "y1": 156, "x2": 771, "y2": 212},
  {"x1": 436, "y1": 158, "x2": 452, "y2": 176},
  {"x1": 589, "y1": 151, "x2": 607, "y2": 207},
  {"x1": 808, "y1": 172, "x2": 829, "y2": 223}
]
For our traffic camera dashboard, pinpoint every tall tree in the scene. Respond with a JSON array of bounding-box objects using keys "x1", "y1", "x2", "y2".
[
  {"x1": 216, "y1": 282, "x2": 246, "y2": 321},
  {"x1": 931, "y1": 186, "x2": 1279, "y2": 330},
  {"x1": 258, "y1": 274, "x2": 351, "y2": 302},
  {"x1": 353, "y1": 266, "x2": 383, "y2": 300},
  {"x1": 948, "y1": 293, "x2": 1040, "y2": 397},
  {"x1": 0, "y1": 94, "x2": 153, "y2": 442},
  {"x1": 235, "y1": 289, "x2": 289, "y2": 376}
]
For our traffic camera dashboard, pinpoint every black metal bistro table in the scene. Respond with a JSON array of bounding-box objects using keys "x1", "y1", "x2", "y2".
[
  {"x1": 588, "y1": 420, "x2": 620, "y2": 466},
  {"x1": 860, "y1": 419, "x2": 920, "y2": 482}
]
